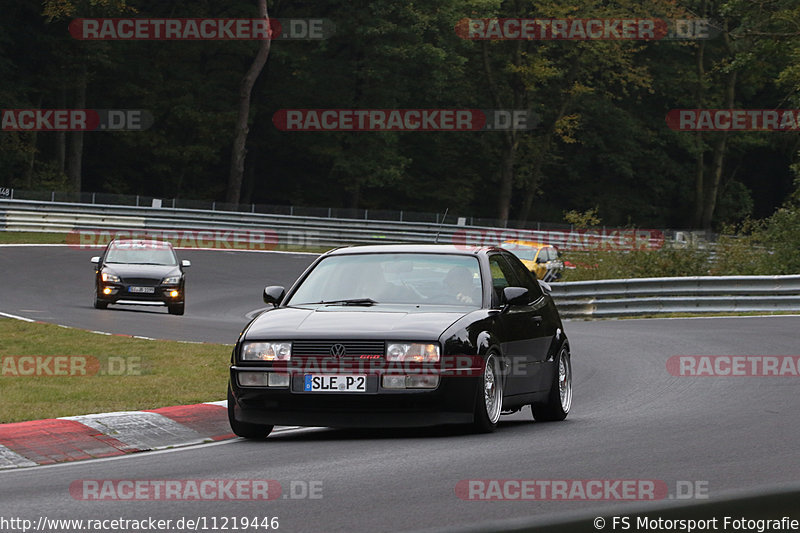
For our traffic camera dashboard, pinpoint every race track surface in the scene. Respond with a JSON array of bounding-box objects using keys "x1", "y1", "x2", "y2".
[
  {"x1": 1, "y1": 245, "x2": 798, "y2": 532},
  {"x1": 0, "y1": 246, "x2": 317, "y2": 343}
]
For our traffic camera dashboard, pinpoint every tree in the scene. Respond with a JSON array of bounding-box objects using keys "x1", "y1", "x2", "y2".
[{"x1": 226, "y1": 0, "x2": 271, "y2": 205}]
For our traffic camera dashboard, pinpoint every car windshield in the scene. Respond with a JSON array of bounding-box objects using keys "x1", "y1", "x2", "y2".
[
  {"x1": 503, "y1": 244, "x2": 539, "y2": 261},
  {"x1": 287, "y1": 253, "x2": 482, "y2": 307},
  {"x1": 105, "y1": 243, "x2": 177, "y2": 266}
]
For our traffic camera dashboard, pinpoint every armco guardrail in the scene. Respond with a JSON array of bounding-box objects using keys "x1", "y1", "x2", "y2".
[
  {"x1": 549, "y1": 276, "x2": 800, "y2": 318},
  {"x1": 1, "y1": 198, "x2": 795, "y2": 318},
  {"x1": 0, "y1": 199, "x2": 666, "y2": 250}
]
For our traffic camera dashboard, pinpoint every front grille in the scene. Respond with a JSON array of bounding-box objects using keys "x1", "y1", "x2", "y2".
[
  {"x1": 292, "y1": 340, "x2": 385, "y2": 358},
  {"x1": 122, "y1": 277, "x2": 160, "y2": 285}
]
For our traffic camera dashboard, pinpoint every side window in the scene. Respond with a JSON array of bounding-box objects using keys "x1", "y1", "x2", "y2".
[
  {"x1": 501, "y1": 253, "x2": 544, "y2": 300},
  {"x1": 488, "y1": 254, "x2": 520, "y2": 307}
]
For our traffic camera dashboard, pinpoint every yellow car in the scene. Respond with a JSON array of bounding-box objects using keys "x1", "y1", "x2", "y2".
[{"x1": 501, "y1": 240, "x2": 564, "y2": 282}]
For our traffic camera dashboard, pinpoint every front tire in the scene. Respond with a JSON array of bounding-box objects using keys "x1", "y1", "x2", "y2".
[
  {"x1": 472, "y1": 353, "x2": 503, "y2": 433},
  {"x1": 93, "y1": 287, "x2": 108, "y2": 309},
  {"x1": 168, "y1": 303, "x2": 185, "y2": 315},
  {"x1": 227, "y1": 384, "x2": 273, "y2": 439},
  {"x1": 532, "y1": 344, "x2": 572, "y2": 422}
]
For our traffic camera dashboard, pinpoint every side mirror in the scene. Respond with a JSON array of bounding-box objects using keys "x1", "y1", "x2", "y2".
[
  {"x1": 502, "y1": 286, "x2": 529, "y2": 308},
  {"x1": 181, "y1": 259, "x2": 192, "y2": 268},
  {"x1": 90, "y1": 256, "x2": 100, "y2": 267},
  {"x1": 263, "y1": 286, "x2": 286, "y2": 307}
]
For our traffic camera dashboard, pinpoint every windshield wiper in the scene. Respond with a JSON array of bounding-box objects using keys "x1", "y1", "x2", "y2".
[{"x1": 316, "y1": 298, "x2": 378, "y2": 306}]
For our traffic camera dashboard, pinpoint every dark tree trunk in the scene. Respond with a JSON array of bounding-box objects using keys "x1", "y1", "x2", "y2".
[
  {"x1": 701, "y1": 27, "x2": 737, "y2": 231},
  {"x1": 519, "y1": 96, "x2": 571, "y2": 223},
  {"x1": 482, "y1": 37, "x2": 524, "y2": 225},
  {"x1": 692, "y1": 31, "x2": 707, "y2": 228},
  {"x1": 56, "y1": 88, "x2": 66, "y2": 175},
  {"x1": 67, "y1": 62, "x2": 87, "y2": 193},
  {"x1": 226, "y1": 0, "x2": 271, "y2": 205}
]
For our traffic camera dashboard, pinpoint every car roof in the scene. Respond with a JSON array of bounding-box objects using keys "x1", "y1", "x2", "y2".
[
  {"x1": 323, "y1": 244, "x2": 500, "y2": 256},
  {"x1": 501, "y1": 240, "x2": 550, "y2": 249},
  {"x1": 109, "y1": 238, "x2": 173, "y2": 248}
]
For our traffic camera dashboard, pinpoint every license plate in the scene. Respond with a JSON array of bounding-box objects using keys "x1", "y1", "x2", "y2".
[
  {"x1": 129, "y1": 286, "x2": 155, "y2": 294},
  {"x1": 304, "y1": 374, "x2": 367, "y2": 392}
]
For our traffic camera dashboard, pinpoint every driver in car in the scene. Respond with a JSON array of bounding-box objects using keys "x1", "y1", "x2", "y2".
[{"x1": 444, "y1": 266, "x2": 477, "y2": 304}]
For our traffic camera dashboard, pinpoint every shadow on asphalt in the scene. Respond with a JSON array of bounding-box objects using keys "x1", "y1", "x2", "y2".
[{"x1": 259, "y1": 418, "x2": 573, "y2": 442}]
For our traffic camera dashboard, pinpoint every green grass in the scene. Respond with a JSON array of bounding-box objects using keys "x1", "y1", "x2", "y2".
[
  {"x1": 0, "y1": 232, "x2": 69, "y2": 244},
  {"x1": 0, "y1": 318, "x2": 232, "y2": 424}
]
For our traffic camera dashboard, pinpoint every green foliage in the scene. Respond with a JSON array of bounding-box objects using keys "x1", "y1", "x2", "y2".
[
  {"x1": 758, "y1": 207, "x2": 800, "y2": 274},
  {"x1": 563, "y1": 205, "x2": 800, "y2": 280},
  {"x1": 562, "y1": 245, "x2": 712, "y2": 281},
  {"x1": 563, "y1": 207, "x2": 601, "y2": 227},
  {"x1": 0, "y1": 0, "x2": 797, "y2": 228}
]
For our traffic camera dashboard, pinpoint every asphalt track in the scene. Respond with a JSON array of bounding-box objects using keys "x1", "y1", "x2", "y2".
[
  {"x1": 0, "y1": 245, "x2": 317, "y2": 343},
  {"x1": 1, "y1": 245, "x2": 799, "y2": 532}
]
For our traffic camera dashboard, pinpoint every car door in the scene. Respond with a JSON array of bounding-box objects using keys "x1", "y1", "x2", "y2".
[
  {"x1": 499, "y1": 252, "x2": 556, "y2": 394},
  {"x1": 487, "y1": 253, "x2": 540, "y2": 397}
]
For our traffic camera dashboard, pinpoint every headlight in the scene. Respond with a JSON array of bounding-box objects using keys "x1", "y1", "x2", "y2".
[
  {"x1": 101, "y1": 271, "x2": 120, "y2": 283},
  {"x1": 386, "y1": 343, "x2": 440, "y2": 363},
  {"x1": 241, "y1": 342, "x2": 292, "y2": 361},
  {"x1": 162, "y1": 275, "x2": 181, "y2": 284}
]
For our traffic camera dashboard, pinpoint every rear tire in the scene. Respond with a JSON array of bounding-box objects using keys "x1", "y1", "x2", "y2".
[
  {"x1": 532, "y1": 344, "x2": 572, "y2": 422},
  {"x1": 472, "y1": 353, "x2": 503, "y2": 433},
  {"x1": 227, "y1": 384, "x2": 273, "y2": 439}
]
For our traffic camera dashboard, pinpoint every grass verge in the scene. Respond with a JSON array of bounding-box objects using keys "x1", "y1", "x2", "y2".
[{"x1": 0, "y1": 318, "x2": 231, "y2": 424}]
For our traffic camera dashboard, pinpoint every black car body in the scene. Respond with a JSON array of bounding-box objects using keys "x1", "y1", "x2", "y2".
[
  {"x1": 228, "y1": 244, "x2": 572, "y2": 438},
  {"x1": 91, "y1": 239, "x2": 190, "y2": 315}
]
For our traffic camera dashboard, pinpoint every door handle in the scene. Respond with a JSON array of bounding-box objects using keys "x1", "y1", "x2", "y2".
[{"x1": 532, "y1": 316, "x2": 543, "y2": 325}]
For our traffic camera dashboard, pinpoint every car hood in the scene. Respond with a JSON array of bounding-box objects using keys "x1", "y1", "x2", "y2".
[
  {"x1": 103, "y1": 264, "x2": 179, "y2": 279},
  {"x1": 244, "y1": 306, "x2": 469, "y2": 341}
]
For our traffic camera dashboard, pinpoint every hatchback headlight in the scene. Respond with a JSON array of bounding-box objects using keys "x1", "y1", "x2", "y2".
[
  {"x1": 162, "y1": 275, "x2": 181, "y2": 284},
  {"x1": 241, "y1": 342, "x2": 292, "y2": 361},
  {"x1": 101, "y1": 271, "x2": 120, "y2": 283},
  {"x1": 386, "y1": 343, "x2": 440, "y2": 363}
]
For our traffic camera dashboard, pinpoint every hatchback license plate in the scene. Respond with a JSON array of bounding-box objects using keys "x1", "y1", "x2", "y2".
[
  {"x1": 129, "y1": 286, "x2": 155, "y2": 294},
  {"x1": 304, "y1": 374, "x2": 367, "y2": 392}
]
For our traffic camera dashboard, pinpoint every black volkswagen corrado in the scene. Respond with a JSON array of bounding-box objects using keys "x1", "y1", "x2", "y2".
[
  {"x1": 91, "y1": 239, "x2": 190, "y2": 315},
  {"x1": 228, "y1": 244, "x2": 572, "y2": 438}
]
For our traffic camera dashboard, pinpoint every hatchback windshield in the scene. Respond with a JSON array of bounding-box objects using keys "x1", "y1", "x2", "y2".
[
  {"x1": 105, "y1": 242, "x2": 178, "y2": 266},
  {"x1": 287, "y1": 253, "x2": 482, "y2": 307}
]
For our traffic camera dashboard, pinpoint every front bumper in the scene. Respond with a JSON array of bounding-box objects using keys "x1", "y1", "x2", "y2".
[
  {"x1": 97, "y1": 283, "x2": 184, "y2": 305},
  {"x1": 229, "y1": 368, "x2": 481, "y2": 428}
]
